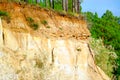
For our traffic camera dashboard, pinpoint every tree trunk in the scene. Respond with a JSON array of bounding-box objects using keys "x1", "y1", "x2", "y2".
[
  {"x1": 62, "y1": 0, "x2": 65, "y2": 11},
  {"x1": 24, "y1": 0, "x2": 28, "y2": 2},
  {"x1": 77, "y1": 0, "x2": 80, "y2": 13},
  {"x1": 50, "y1": 0, "x2": 53, "y2": 8},
  {"x1": 46, "y1": 0, "x2": 49, "y2": 7},
  {"x1": 49, "y1": 0, "x2": 51, "y2": 8},
  {"x1": 75, "y1": 0, "x2": 77, "y2": 13},
  {"x1": 72, "y1": 0, "x2": 75, "y2": 12},
  {"x1": 36, "y1": 0, "x2": 40, "y2": 3},
  {"x1": 72, "y1": 0, "x2": 77, "y2": 12},
  {"x1": 52, "y1": 0, "x2": 54, "y2": 9},
  {"x1": 62, "y1": 0, "x2": 68, "y2": 12},
  {"x1": 65, "y1": 0, "x2": 68, "y2": 12}
]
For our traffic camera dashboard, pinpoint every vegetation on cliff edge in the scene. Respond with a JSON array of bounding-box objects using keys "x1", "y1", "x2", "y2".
[{"x1": 85, "y1": 10, "x2": 120, "y2": 79}]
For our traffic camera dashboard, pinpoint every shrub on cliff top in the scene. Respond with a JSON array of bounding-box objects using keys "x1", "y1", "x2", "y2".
[
  {"x1": 26, "y1": 17, "x2": 34, "y2": 22},
  {"x1": 26, "y1": 17, "x2": 39, "y2": 30},
  {"x1": 0, "y1": 10, "x2": 11, "y2": 23},
  {"x1": 41, "y1": 20, "x2": 48, "y2": 25},
  {"x1": 0, "y1": 11, "x2": 8, "y2": 17},
  {"x1": 30, "y1": 23, "x2": 39, "y2": 30}
]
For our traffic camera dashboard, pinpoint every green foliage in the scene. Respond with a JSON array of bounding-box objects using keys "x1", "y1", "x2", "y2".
[
  {"x1": 54, "y1": 0, "x2": 62, "y2": 11},
  {"x1": 41, "y1": 20, "x2": 51, "y2": 29},
  {"x1": 31, "y1": 23, "x2": 39, "y2": 30},
  {"x1": 0, "y1": 10, "x2": 9, "y2": 17},
  {"x1": 90, "y1": 38, "x2": 117, "y2": 77},
  {"x1": 59, "y1": 27, "x2": 63, "y2": 30},
  {"x1": 68, "y1": 0, "x2": 72, "y2": 12},
  {"x1": 46, "y1": 26, "x2": 50, "y2": 28},
  {"x1": 26, "y1": 17, "x2": 39, "y2": 30},
  {"x1": 84, "y1": 10, "x2": 120, "y2": 79},
  {"x1": 26, "y1": 17, "x2": 34, "y2": 22},
  {"x1": 102, "y1": 10, "x2": 114, "y2": 21},
  {"x1": 41, "y1": 20, "x2": 48, "y2": 25},
  {"x1": 5, "y1": 0, "x2": 83, "y2": 14},
  {"x1": 0, "y1": 10, "x2": 11, "y2": 23}
]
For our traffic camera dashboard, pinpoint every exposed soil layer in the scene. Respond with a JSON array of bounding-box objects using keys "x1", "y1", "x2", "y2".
[{"x1": 0, "y1": 2, "x2": 90, "y2": 40}]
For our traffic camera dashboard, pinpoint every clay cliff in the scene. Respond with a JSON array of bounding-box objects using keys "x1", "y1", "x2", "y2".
[{"x1": 0, "y1": 2, "x2": 110, "y2": 80}]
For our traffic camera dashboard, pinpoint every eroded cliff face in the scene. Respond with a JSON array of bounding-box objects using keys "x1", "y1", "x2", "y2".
[{"x1": 0, "y1": 2, "x2": 110, "y2": 80}]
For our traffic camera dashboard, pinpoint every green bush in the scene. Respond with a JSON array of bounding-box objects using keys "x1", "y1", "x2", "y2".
[
  {"x1": 0, "y1": 10, "x2": 11, "y2": 23},
  {"x1": 90, "y1": 38, "x2": 117, "y2": 78},
  {"x1": 31, "y1": 23, "x2": 39, "y2": 30},
  {"x1": 41, "y1": 20, "x2": 48, "y2": 25},
  {"x1": 84, "y1": 10, "x2": 120, "y2": 79},
  {"x1": 26, "y1": 17, "x2": 34, "y2": 22},
  {"x1": 26, "y1": 17, "x2": 39, "y2": 30},
  {"x1": 0, "y1": 10, "x2": 8, "y2": 17}
]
